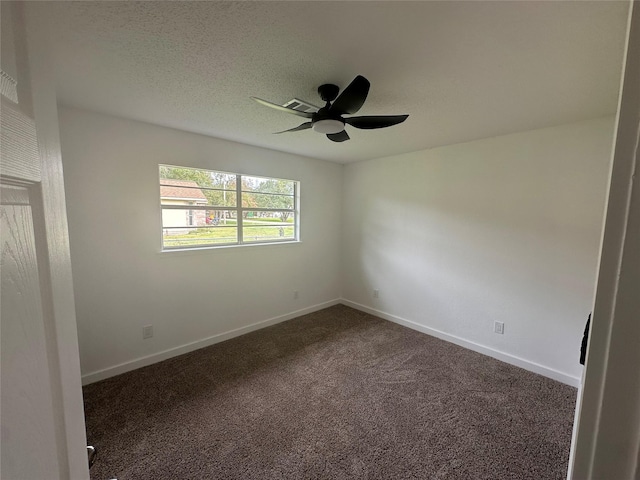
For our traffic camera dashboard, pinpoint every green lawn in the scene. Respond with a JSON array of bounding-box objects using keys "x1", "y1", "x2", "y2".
[{"x1": 163, "y1": 218, "x2": 295, "y2": 248}]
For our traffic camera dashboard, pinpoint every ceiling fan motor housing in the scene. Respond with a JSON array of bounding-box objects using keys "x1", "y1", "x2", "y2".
[{"x1": 318, "y1": 84, "x2": 340, "y2": 103}]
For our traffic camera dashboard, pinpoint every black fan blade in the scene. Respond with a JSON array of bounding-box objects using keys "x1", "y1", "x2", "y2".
[
  {"x1": 327, "y1": 130, "x2": 350, "y2": 142},
  {"x1": 274, "y1": 122, "x2": 312, "y2": 134},
  {"x1": 329, "y1": 75, "x2": 370, "y2": 115},
  {"x1": 251, "y1": 97, "x2": 313, "y2": 118},
  {"x1": 345, "y1": 115, "x2": 408, "y2": 130}
]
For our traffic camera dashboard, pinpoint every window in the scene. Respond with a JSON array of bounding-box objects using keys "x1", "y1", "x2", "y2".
[
  {"x1": 159, "y1": 165, "x2": 299, "y2": 250},
  {"x1": 186, "y1": 206, "x2": 194, "y2": 226}
]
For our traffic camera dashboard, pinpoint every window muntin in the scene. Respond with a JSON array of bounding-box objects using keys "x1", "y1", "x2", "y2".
[{"x1": 160, "y1": 165, "x2": 298, "y2": 250}]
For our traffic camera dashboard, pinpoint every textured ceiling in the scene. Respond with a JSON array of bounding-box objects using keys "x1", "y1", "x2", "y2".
[{"x1": 42, "y1": 1, "x2": 629, "y2": 163}]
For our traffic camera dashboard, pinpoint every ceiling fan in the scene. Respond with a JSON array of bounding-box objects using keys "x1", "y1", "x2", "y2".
[{"x1": 251, "y1": 75, "x2": 409, "y2": 143}]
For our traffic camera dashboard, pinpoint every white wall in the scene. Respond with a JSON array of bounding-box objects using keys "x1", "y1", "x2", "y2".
[
  {"x1": 61, "y1": 108, "x2": 614, "y2": 387},
  {"x1": 341, "y1": 117, "x2": 615, "y2": 385},
  {"x1": 58, "y1": 107, "x2": 343, "y2": 383}
]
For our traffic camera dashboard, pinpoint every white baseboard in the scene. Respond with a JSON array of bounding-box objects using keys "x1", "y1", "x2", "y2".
[
  {"x1": 340, "y1": 299, "x2": 581, "y2": 388},
  {"x1": 81, "y1": 299, "x2": 341, "y2": 385},
  {"x1": 82, "y1": 297, "x2": 580, "y2": 388}
]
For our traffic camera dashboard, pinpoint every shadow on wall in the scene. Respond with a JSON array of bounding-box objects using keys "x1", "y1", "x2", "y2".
[{"x1": 354, "y1": 172, "x2": 602, "y2": 374}]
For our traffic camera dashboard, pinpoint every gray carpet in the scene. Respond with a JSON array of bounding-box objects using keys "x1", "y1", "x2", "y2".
[{"x1": 83, "y1": 305, "x2": 577, "y2": 479}]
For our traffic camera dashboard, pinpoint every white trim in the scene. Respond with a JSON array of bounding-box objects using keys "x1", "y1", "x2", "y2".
[
  {"x1": 81, "y1": 299, "x2": 340, "y2": 385},
  {"x1": 22, "y1": 4, "x2": 91, "y2": 477},
  {"x1": 569, "y1": 3, "x2": 640, "y2": 478},
  {"x1": 160, "y1": 197, "x2": 208, "y2": 203},
  {"x1": 158, "y1": 239, "x2": 302, "y2": 256},
  {"x1": 82, "y1": 298, "x2": 580, "y2": 387},
  {"x1": 340, "y1": 299, "x2": 581, "y2": 388},
  {"x1": 82, "y1": 296, "x2": 581, "y2": 388}
]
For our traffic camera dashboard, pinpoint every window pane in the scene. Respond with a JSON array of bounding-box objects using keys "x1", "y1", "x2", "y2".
[
  {"x1": 241, "y1": 192, "x2": 294, "y2": 210},
  {"x1": 160, "y1": 183, "x2": 236, "y2": 208},
  {"x1": 241, "y1": 176, "x2": 295, "y2": 195},
  {"x1": 242, "y1": 225, "x2": 295, "y2": 242},
  {"x1": 242, "y1": 211, "x2": 295, "y2": 225},
  {"x1": 242, "y1": 210, "x2": 295, "y2": 242},
  {"x1": 160, "y1": 165, "x2": 236, "y2": 190},
  {"x1": 162, "y1": 209, "x2": 237, "y2": 228},
  {"x1": 162, "y1": 226, "x2": 238, "y2": 248},
  {"x1": 204, "y1": 209, "x2": 238, "y2": 225},
  {"x1": 160, "y1": 166, "x2": 237, "y2": 208}
]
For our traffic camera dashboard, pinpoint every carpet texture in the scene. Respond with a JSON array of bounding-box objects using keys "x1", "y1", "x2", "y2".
[{"x1": 83, "y1": 305, "x2": 577, "y2": 479}]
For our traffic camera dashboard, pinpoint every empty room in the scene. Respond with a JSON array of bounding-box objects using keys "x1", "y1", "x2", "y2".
[{"x1": 2, "y1": 1, "x2": 639, "y2": 480}]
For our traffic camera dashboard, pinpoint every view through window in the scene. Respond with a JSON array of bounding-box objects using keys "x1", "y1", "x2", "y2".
[{"x1": 160, "y1": 165, "x2": 298, "y2": 249}]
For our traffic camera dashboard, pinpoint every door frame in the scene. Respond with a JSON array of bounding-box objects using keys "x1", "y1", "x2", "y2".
[
  {"x1": 568, "y1": 1, "x2": 640, "y2": 478},
  {"x1": 6, "y1": 2, "x2": 90, "y2": 478}
]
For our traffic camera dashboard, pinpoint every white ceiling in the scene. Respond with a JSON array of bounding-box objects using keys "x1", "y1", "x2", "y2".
[{"x1": 42, "y1": 1, "x2": 629, "y2": 163}]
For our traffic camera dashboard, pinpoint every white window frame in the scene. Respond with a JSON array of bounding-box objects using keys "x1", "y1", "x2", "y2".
[{"x1": 159, "y1": 165, "x2": 300, "y2": 250}]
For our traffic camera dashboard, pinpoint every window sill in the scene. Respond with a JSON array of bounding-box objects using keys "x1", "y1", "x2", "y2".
[{"x1": 158, "y1": 240, "x2": 302, "y2": 256}]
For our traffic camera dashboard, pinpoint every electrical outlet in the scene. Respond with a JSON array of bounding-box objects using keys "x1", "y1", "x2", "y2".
[
  {"x1": 143, "y1": 325, "x2": 153, "y2": 339},
  {"x1": 494, "y1": 321, "x2": 504, "y2": 335},
  {"x1": 373, "y1": 289, "x2": 379, "y2": 298},
  {"x1": 293, "y1": 290, "x2": 299, "y2": 300}
]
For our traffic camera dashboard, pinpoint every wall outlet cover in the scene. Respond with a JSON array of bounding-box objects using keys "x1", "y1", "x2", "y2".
[{"x1": 143, "y1": 325, "x2": 153, "y2": 339}]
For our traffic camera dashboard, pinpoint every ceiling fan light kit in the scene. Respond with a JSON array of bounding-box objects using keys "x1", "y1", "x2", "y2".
[
  {"x1": 312, "y1": 119, "x2": 345, "y2": 134},
  {"x1": 252, "y1": 75, "x2": 409, "y2": 143}
]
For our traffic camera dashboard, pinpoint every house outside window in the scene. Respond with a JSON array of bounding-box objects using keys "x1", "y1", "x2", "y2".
[{"x1": 159, "y1": 165, "x2": 299, "y2": 250}]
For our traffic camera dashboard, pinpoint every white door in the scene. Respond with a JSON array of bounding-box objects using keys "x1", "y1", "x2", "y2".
[{"x1": 0, "y1": 2, "x2": 89, "y2": 479}]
